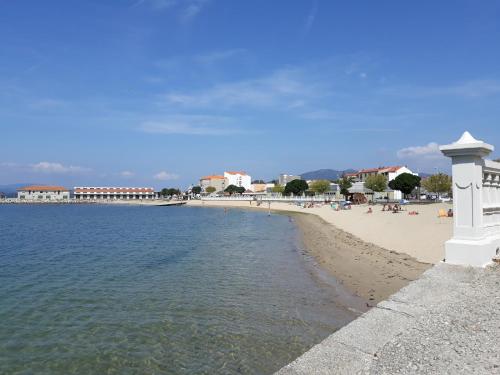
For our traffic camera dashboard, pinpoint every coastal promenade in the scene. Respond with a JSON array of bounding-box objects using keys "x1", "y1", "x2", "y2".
[
  {"x1": 276, "y1": 262, "x2": 500, "y2": 374},
  {"x1": 190, "y1": 198, "x2": 499, "y2": 373}
]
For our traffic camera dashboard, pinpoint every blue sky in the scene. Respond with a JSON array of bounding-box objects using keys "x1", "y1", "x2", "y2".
[{"x1": 1, "y1": 0, "x2": 499, "y2": 188}]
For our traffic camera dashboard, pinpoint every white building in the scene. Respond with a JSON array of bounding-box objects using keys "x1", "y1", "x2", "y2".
[
  {"x1": 17, "y1": 185, "x2": 70, "y2": 201},
  {"x1": 224, "y1": 171, "x2": 252, "y2": 190},
  {"x1": 279, "y1": 174, "x2": 300, "y2": 186},
  {"x1": 351, "y1": 166, "x2": 418, "y2": 200},
  {"x1": 74, "y1": 187, "x2": 156, "y2": 200}
]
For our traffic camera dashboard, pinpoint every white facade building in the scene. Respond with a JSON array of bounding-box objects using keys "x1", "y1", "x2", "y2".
[
  {"x1": 17, "y1": 185, "x2": 70, "y2": 201},
  {"x1": 279, "y1": 174, "x2": 300, "y2": 186},
  {"x1": 224, "y1": 171, "x2": 252, "y2": 190},
  {"x1": 353, "y1": 166, "x2": 419, "y2": 200},
  {"x1": 74, "y1": 187, "x2": 156, "y2": 200}
]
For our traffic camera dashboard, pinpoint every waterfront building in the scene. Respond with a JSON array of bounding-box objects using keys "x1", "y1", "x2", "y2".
[
  {"x1": 250, "y1": 180, "x2": 267, "y2": 193},
  {"x1": 200, "y1": 175, "x2": 227, "y2": 193},
  {"x1": 265, "y1": 182, "x2": 276, "y2": 193},
  {"x1": 224, "y1": 171, "x2": 252, "y2": 190},
  {"x1": 343, "y1": 172, "x2": 360, "y2": 182},
  {"x1": 353, "y1": 166, "x2": 417, "y2": 183},
  {"x1": 279, "y1": 174, "x2": 300, "y2": 186},
  {"x1": 346, "y1": 166, "x2": 418, "y2": 200},
  {"x1": 74, "y1": 187, "x2": 156, "y2": 200},
  {"x1": 17, "y1": 185, "x2": 70, "y2": 201}
]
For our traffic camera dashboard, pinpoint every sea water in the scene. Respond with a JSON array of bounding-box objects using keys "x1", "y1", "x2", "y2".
[{"x1": 0, "y1": 204, "x2": 357, "y2": 374}]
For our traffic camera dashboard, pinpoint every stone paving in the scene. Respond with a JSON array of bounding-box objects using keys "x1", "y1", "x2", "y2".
[{"x1": 276, "y1": 263, "x2": 500, "y2": 374}]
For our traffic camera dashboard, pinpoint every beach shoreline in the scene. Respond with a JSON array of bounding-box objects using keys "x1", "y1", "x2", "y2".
[
  {"x1": 291, "y1": 212, "x2": 430, "y2": 304},
  {"x1": 187, "y1": 200, "x2": 449, "y2": 304}
]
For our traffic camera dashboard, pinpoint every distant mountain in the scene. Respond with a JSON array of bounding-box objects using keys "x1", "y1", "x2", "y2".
[{"x1": 300, "y1": 169, "x2": 356, "y2": 181}]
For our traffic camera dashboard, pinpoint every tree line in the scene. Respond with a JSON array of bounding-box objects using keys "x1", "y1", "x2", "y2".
[{"x1": 166, "y1": 171, "x2": 453, "y2": 199}]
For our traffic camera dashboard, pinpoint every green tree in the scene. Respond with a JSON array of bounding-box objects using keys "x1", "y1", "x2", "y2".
[
  {"x1": 364, "y1": 174, "x2": 388, "y2": 193},
  {"x1": 161, "y1": 188, "x2": 181, "y2": 197},
  {"x1": 388, "y1": 173, "x2": 421, "y2": 198},
  {"x1": 225, "y1": 185, "x2": 246, "y2": 195},
  {"x1": 283, "y1": 179, "x2": 308, "y2": 196},
  {"x1": 338, "y1": 176, "x2": 353, "y2": 200},
  {"x1": 421, "y1": 173, "x2": 452, "y2": 197},
  {"x1": 205, "y1": 186, "x2": 216, "y2": 194},
  {"x1": 309, "y1": 179, "x2": 331, "y2": 194},
  {"x1": 191, "y1": 186, "x2": 201, "y2": 195},
  {"x1": 271, "y1": 184, "x2": 284, "y2": 193}
]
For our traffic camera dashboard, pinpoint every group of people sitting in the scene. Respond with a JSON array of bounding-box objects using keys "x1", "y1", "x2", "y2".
[
  {"x1": 382, "y1": 203, "x2": 403, "y2": 213},
  {"x1": 366, "y1": 203, "x2": 417, "y2": 215}
]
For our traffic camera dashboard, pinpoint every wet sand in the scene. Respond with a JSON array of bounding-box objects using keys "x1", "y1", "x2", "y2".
[{"x1": 292, "y1": 213, "x2": 431, "y2": 304}]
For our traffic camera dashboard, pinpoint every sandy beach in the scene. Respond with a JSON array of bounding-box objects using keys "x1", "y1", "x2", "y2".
[{"x1": 187, "y1": 199, "x2": 453, "y2": 303}]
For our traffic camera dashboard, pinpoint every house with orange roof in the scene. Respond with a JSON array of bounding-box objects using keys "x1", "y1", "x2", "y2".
[
  {"x1": 200, "y1": 175, "x2": 228, "y2": 193},
  {"x1": 347, "y1": 166, "x2": 418, "y2": 200},
  {"x1": 17, "y1": 185, "x2": 70, "y2": 201}
]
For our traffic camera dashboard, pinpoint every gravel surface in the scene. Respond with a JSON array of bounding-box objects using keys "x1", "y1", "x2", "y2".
[{"x1": 276, "y1": 263, "x2": 500, "y2": 374}]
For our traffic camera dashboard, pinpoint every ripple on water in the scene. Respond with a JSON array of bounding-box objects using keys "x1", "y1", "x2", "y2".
[{"x1": 0, "y1": 205, "x2": 359, "y2": 374}]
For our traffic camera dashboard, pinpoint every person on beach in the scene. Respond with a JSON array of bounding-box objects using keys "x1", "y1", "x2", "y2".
[{"x1": 367, "y1": 207, "x2": 373, "y2": 214}]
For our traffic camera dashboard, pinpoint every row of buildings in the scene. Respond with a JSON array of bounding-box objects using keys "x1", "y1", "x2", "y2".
[
  {"x1": 16, "y1": 186, "x2": 157, "y2": 201},
  {"x1": 11, "y1": 165, "x2": 417, "y2": 202},
  {"x1": 198, "y1": 166, "x2": 418, "y2": 201},
  {"x1": 200, "y1": 171, "x2": 253, "y2": 193}
]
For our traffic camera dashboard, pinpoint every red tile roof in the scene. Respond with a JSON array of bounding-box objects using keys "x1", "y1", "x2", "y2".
[
  {"x1": 74, "y1": 187, "x2": 154, "y2": 193},
  {"x1": 17, "y1": 185, "x2": 68, "y2": 192},
  {"x1": 357, "y1": 166, "x2": 403, "y2": 174},
  {"x1": 225, "y1": 171, "x2": 248, "y2": 175},
  {"x1": 379, "y1": 166, "x2": 403, "y2": 173},
  {"x1": 358, "y1": 168, "x2": 381, "y2": 174},
  {"x1": 200, "y1": 175, "x2": 225, "y2": 180}
]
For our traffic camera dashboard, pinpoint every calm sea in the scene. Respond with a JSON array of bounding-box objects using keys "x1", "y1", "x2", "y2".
[{"x1": 0, "y1": 205, "x2": 358, "y2": 374}]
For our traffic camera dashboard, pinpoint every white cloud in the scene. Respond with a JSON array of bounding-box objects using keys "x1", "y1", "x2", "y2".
[
  {"x1": 138, "y1": 0, "x2": 211, "y2": 22},
  {"x1": 154, "y1": 171, "x2": 179, "y2": 181},
  {"x1": 30, "y1": 98, "x2": 67, "y2": 110},
  {"x1": 0, "y1": 162, "x2": 19, "y2": 168},
  {"x1": 1, "y1": 161, "x2": 91, "y2": 175},
  {"x1": 397, "y1": 142, "x2": 442, "y2": 159},
  {"x1": 180, "y1": 0, "x2": 210, "y2": 23},
  {"x1": 382, "y1": 79, "x2": 500, "y2": 98},
  {"x1": 194, "y1": 48, "x2": 246, "y2": 65},
  {"x1": 303, "y1": 1, "x2": 318, "y2": 36},
  {"x1": 31, "y1": 162, "x2": 91, "y2": 174},
  {"x1": 140, "y1": 115, "x2": 244, "y2": 135},
  {"x1": 119, "y1": 170, "x2": 135, "y2": 178},
  {"x1": 134, "y1": 0, "x2": 177, "y2": 10},
  {"x1": 163, "y1": 67, "x2": 322, "y2": 109}
]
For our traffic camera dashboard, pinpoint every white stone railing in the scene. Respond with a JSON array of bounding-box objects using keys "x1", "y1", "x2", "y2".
[
  {"x1": 482, "y1": 159, "x2": 500, "y2": 232},
  {"x1": 440, "y1": 131, "x2": 500, "y2": 266},
  {"x1": 202, "y1": 195, "x2": 338, "y2": 203}
]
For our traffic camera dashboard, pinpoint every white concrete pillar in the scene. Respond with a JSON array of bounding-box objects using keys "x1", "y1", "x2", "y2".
[{"x1": 440, "y1": 131, "x2": 498, "y2": 266}]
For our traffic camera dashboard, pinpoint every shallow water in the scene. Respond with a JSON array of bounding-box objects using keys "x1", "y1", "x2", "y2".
[{"x1": 0, "y1": 205, "x2": 358, "y2": 374}]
